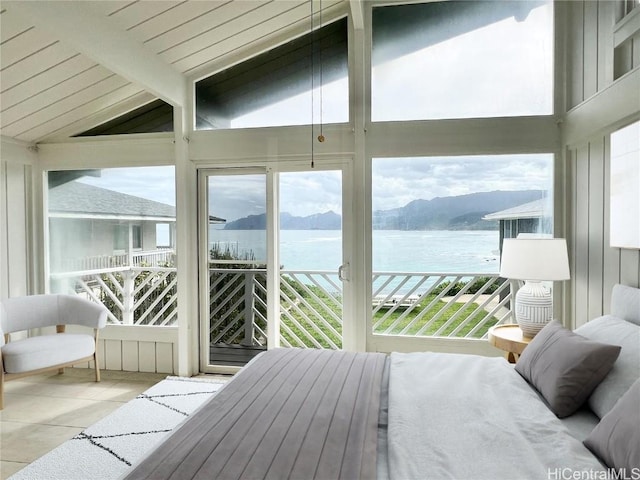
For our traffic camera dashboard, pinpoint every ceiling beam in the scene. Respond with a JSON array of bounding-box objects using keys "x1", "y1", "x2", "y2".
[
  {"x1": 349, "y1": 0, "x2": 365, "y2": 30},
  {"x1": 6, "y1": 1, "x2": 186, "y2": 107}
]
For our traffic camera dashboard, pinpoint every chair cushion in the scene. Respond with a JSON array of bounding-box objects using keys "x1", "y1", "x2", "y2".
[{"x1": 1, "y1": 334, "x2": 95, "y2": 374}]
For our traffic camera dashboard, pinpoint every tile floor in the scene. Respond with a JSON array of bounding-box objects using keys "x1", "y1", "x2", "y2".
[{"x1": 0, "y1": 368, "x2": 172, "y2": 479}]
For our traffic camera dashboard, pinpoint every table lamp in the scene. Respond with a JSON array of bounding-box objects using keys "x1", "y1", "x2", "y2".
[{"x1": 499, "y1": 238, "x2": 570, "y2": 338}]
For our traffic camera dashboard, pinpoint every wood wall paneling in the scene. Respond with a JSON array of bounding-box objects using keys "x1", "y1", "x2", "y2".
[
  {"x1": 601, "y1": 136, "x2": 621, "y2": 312},
  {"x1": 587, "y1": 138, "x2": 605, "y2": 320},
  {"x1": 4, "y1": 163, "x2": 31, "y2": 297},
  {"x1": 155, "y1": 343, "x2": 173, "y2": 374},
  {"x1": 597, "y1": 1, "x2": 615, "y2": 90},
  {"x1": 567, "y1": 0, "x2": 640, "y2": 325},
  {"x1": 72, "y1": 339, "x2": 176, "y2": 374},
  {"x1": 122, "y1": 340, "x2": 140, "y2": 372},
  {"x1": 583, "y1": 0, "x2": 600, "y2": 99},
  {"x1": 620, "y1": 249, "x2": 640, "y2": 286},
  {"x1": 568, "y1": 0, "x2": 585, "y2": 109},
  {"x1": 574, "y1": 144, "x2": 591, "y2": 327},
  {"x1": 1, "y1": 160, "x2": 8, "y2": 299},
  {"x1": 138, "y1": 341, "x2": 157, "y2": 373},
  {"x1": 104, "y1": 339, "x2": 122, "y2": 370}
]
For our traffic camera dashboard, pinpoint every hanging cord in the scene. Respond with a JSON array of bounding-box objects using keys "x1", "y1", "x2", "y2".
[
  {"x1": 310, "y1": 0, "x2": 315, "y2": 168},
  {"x1": 318, "y1": 0, "x2": 324, "y2": 145}
]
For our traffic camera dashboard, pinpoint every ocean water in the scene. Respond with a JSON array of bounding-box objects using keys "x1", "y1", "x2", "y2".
[{"x1": 209, "y1": 229, "x2": 500, "y2": 274}]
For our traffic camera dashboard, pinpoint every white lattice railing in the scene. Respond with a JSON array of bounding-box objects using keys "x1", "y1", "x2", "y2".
[
  {"x1": 208, "y1": 268, "x2": 268, "y2": 346},
  {"x1": 279, "y1": 271, "x2": 342, "y2": 349},
  {"x1": 206, "y1": 269, "x2": 511, "y2": 349},
  {"x1": 372, "y1": 272, "x2": 512, "y2": 338},
  {"x1": 50, "y1": 266, "x2": 178, "y2": 326},
  {"x1": 51, "y1": 266, "x2": 512, "y2": 344},
  {"x1": 55, "y1": 249, "x2": 175, "y2": 272}
]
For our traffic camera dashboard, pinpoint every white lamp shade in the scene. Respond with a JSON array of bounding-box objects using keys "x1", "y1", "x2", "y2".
[{"x1": 500, "y1": 238, "x2": 570, "y2": 281}]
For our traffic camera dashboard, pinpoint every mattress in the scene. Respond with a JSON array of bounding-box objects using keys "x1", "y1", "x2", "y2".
[{"x1": 123, "y1": 347, "x2": 608, "y2": 480}]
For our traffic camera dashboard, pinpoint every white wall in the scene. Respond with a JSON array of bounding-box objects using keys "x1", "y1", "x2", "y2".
[
  {"x1": 563, "y1": 1, "x2": 640, "y2": 327},
  {"x1": 69, "y1": 325, "x2": 178, "y2": 374},
  {"x1": 0, "y1": 137, "x2": 38, "y2": 299}
]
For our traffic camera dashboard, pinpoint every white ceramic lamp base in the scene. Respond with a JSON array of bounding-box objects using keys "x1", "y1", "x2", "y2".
[{"x1": 515, "y1": 281, "x2": 553, "y2": 338}]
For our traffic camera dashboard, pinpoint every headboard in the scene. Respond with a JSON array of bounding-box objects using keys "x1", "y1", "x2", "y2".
[{"x1": 611, "y1": 284, "x2": 640, "y2": 326}]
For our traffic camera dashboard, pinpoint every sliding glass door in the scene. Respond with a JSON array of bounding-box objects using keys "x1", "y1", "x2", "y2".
[{"x1": 199, "y1": 162, "x2": 351, "y2": 373}]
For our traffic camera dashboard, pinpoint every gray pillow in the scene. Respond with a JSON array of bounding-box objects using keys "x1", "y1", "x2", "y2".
[
  {"x1": 515, "y1": 320, "x2": 621, "y2": 418},
  {"x1": 575, "y1": 315, "x2": 640, "y2": 418},
  {"x1": 584, "y1": 379, "x2": 640, "y2": 471}
]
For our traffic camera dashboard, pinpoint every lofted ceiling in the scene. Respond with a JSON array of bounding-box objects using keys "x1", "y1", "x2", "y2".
[{"x1": 0, "y1": 0, "x2": 345, "y2": 144}]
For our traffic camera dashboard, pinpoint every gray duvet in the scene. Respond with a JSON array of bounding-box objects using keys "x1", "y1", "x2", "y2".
[
  {"x1": 123, "y1": 348, "x2": 606, "y2": 480},
  {"x1": 123, "y1": 348, "x2": 386, "y2": 480}
]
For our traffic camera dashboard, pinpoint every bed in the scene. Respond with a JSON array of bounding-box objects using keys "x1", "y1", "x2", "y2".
[{"x1": 124, "y1": 284, "x2": 640, "y2": 480}]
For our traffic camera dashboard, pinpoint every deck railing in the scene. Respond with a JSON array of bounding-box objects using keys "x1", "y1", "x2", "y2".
[
  {"x1": 51, "y1": 266, "x2": 178, "y2": 325},
  {"x1": 54, "y1": 249, "x2": 175, "y2": 272},
  {"x1": 372, "y1": 272, "x2": 512, "y2": 338},
  {"x1": 51, "y1": 266, "x2": 512, "y2": 345}
]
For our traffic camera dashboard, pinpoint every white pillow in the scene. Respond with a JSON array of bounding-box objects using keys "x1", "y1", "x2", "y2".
[{"x1": 575, "y1": 315, "x2": 640, "y2": 419}]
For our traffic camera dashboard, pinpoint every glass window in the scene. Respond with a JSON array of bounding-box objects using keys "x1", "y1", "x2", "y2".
[
  {"x1": 610, "y1": 120, "x2": 640, "y2": 248},
  {"x1": 195, "y1": 18, "x2": 348, "y2": 130},
  {"x1": 114, "y1": 225, "x2": 141, "y2": 251},
  {"x1": 156, "y1": 223, "x2": 171, "y2": 248},
  {"x1": 114, "y1": 225, "x2": 127, "y2": 251},
  {"x1": 47, "y1": 166, "x2": 177, "y2": 326},
  {"x1": 371, "y1": 1, "x2": 554, "y2": 121},
  {"x1": 371, "y1": 154, "x2": 553, "y2": 339}
]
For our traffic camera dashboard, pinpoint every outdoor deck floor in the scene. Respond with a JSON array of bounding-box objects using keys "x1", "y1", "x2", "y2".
[{"x1": 209, "y1": 343, "x2": 266, "y2": 366}]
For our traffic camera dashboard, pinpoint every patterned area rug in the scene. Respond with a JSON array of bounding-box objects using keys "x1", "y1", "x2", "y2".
[{"x1": 10, "y1": 376, "x2": 226, "y2": 480}]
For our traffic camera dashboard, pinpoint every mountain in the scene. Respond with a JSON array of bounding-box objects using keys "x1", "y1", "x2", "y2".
[
  {"x1": 224, "y1": 190, "x2": 545, "y2": 230},
  {"x1": 373, "y1": 190, "x2": 545, "y2": 230},
  {"x1": 224, "y1": 211, "x2": 341, "y2": 230}
]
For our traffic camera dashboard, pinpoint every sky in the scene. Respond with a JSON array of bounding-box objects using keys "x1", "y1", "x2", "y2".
[
  {"x1": 76, "y1": 1, "x2": 554, "y2": 223},
  {"x1": 371, "y1": 1, "x2": 553, "y2": 120},
  {"x1": 77, "y1": 153, "x2": 552, "y2": 223}
]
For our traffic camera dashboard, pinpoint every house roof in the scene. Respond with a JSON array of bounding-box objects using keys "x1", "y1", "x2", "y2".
[
  {"x1": 482, "y1": 198, "x2": 547, "y2": 221},
  {"x1": 0, "y1": 0, "x2": 344, "y2": 143},
  {"x1": 49, "y1": 181, "x2": 176, "y2": 221}
]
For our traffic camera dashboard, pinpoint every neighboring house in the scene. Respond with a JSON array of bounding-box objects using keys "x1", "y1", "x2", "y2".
[
  {"x1": 483, "y1": 198, "x2": 553, "y2": 252},
  {"x1": 48, "y1": 181, "x2": 176, "y2": 272}
]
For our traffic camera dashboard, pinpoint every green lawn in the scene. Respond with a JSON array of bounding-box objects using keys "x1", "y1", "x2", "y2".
[
  {"x1": 373, "y1": 294, "x2": 498, "y2": 338},
  {"x1": 280, "y1": 277, "x2": 498, "y2": 347}
]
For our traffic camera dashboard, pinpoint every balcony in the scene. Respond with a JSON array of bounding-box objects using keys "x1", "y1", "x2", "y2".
[{"x1": 51, "y1": 261, "x2": 513, "y2": 366}]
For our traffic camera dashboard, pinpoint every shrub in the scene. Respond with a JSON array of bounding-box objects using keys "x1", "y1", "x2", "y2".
[{"x1": 432, "y1": 276, "x2": 501, "y2": 296}]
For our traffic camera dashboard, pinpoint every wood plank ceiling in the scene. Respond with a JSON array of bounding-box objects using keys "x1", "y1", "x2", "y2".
[{"x1": 0, "y1": 0, "x2": 344, "y2": 143}]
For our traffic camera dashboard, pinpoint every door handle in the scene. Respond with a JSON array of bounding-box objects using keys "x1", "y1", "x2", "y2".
[{"x1": 338, "y1": 263, "x2": 350, "y2": 281}]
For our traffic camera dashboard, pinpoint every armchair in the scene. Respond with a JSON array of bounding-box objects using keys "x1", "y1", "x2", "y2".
[{"x1": 0, "y1": 294, "x2": 108, "y2": 409}]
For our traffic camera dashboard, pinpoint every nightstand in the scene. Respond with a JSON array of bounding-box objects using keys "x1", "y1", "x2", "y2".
[{"x1": 488, "y1": 324, "x2": 532, "y2": 363}]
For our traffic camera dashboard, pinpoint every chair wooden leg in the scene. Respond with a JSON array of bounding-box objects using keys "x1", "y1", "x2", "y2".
[
  {"x1": 1, "y1": 356, "x2": 4, "y2": 410},
  {"x1": 94, "y1": 353, "x2": 100, "y2": 382},
  {"x1": 94, "y1": 329, "x2": 101, "y2": 382}
]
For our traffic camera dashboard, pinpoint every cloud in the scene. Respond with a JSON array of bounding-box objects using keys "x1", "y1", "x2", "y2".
[
  {"x1": 77, "y1": 166, "x2": 176, "y2": 206},
  {"x1": 280, "y1": 171, "x2": 342, "y2": 217},
  {"x1": 372, "y1": 154, "x2": 553, "y2": 210},
  {"x1": 73, "y1": 153, "x2": 552, "y2": 222}
]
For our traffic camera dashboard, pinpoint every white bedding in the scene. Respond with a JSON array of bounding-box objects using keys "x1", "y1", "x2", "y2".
[{"x1": 385, "y1": 352, "x2": 605, "y2": 480}]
